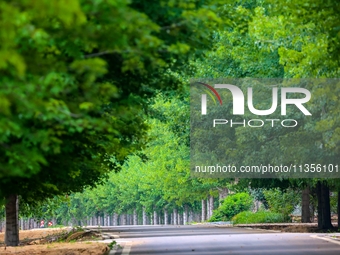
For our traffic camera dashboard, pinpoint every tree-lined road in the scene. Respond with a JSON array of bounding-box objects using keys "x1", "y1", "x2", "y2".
[{"x1": 101, "y1": 225, "x2": 340, "y2": 255}]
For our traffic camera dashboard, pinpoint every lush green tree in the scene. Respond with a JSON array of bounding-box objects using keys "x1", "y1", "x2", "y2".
[{"x1": 0, "y1": 0, "x2": 219, "y2": 246}]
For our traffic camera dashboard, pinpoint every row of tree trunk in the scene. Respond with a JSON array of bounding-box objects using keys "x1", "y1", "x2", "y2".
[
  {"x1": 2, "y1": 193, "x2": 220, "y2": 246},
  {"x1": 0, "y1": 209, "x2": 204, "y2": 232},
  {"x1": 0, "y1": 218, "x2": 57, "y2": 231},
  {"x1": 82, "y1": 208, "x2": 202, "y2": 226}
]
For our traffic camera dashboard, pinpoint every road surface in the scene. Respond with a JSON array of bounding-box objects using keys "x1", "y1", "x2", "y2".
[{"x1": 98, "y1": 225, "x2": 340, "y2": 255}]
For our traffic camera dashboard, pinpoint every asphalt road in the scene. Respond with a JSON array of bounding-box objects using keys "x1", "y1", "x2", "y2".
[{"x1": 99, "y1": 225, "x2": 340, "y2": 255}]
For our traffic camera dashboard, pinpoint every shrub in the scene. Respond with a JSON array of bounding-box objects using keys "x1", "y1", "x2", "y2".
[
  {"x1": 263, "y1": 188, "x2": 300, "y2": 220},
  {"x1": 232, "y1": 211, "x2": 285, "y2": 224},
  {"x1": 209, "y1": 192, "x2": 252, "y2": 222}
]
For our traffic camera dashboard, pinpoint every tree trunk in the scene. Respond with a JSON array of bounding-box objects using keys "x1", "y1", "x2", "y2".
[
  {"x1": 107, "y1": 214, "x2": 110, "y2": 226},
  {"x1": 201, "y1": 199, "x2": 206, "y2": 222},
  {"x1": 317, "y1": 181, "x2": 322, "y2": 227},
  {"x1": 5, "y1": 194, "x2": 19, "y2": 246},
  {"x1": 206, "y1": 198, "x2": 210, "y2": 219},
  {"x1": 183, "y1": 205, "x2": 188, "y2": 225},
  {"x1": 20, "y1": 219, "x2": 24, "y2": 231},
  {"x1": 188, "y1": 210, "x2": 193, "y2": 223},
  {"x1": 301, "y1": 187, "x2": 311, "y2": 223},
  {"x1": 218, "y1": 188, "x2": 228, "y2": 202},
  {"x1": 337, "y1": 191, "x2": 340, "y2": 229},
  {"x1": 133, "y1": 209, "x2": 138, "y2": 225},
  {"x1": 164, "y1": 209, "x2": 168, "y2": 225},
  {"x1": 187, "y1": 210, "x2": 191, "y2": 223},
  {"x1": 150, "y1": 213, "x2": 153, "y2": 225},
  {"x1": 173, "y1": 208, "x2": 178, "y2": 225},
  {"x1": 153, "y1": 211, "x2": 158, "y2": 225},
  {"x1": 142, "y1": 207, "x2": 147, "y2": 225},
  {"x1": 209, "y1": 195, "x2": 214, "y2": 220},
  {"x1": 113, "y1": 213, "x2": 118, "y2": 226},
  {"x1": 122, "y1": 214, "x2": 127, "y2": 225},
  {"x1": 316, "y1": 181, "x2": 333, "y2": 230}
]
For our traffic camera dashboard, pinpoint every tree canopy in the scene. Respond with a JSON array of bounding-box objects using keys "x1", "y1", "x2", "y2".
[{"x1": 0, "y1": 0, "x2": 220, "y2": 201}]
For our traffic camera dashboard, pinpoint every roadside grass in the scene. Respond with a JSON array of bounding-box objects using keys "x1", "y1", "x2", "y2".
[{"x1": 232, "y1": 211, "x2": 286, "y2": 224}]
